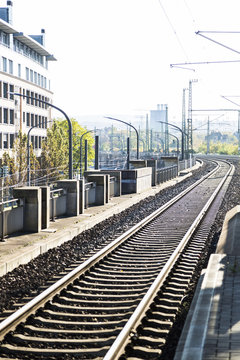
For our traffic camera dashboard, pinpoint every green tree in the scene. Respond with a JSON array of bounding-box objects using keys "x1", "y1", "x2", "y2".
[
  {"x1": 40, "y1": 118, "x2": 95, "y2": 180},
  {"x1": 57, "y1": 118, "x2": 95, "y2": 173},
  {"x1": 40, "y1": 121, "x2": 68, "y2": 182},
  {"x1": 2, "y1": 131, "x2": 39, "y2": 187}
]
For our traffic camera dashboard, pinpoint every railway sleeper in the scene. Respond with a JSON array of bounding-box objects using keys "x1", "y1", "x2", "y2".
[
  {"x1": 124, "y1": 344, "x2": 163, "y2": 359},
  {"x1": 0, "y1": 343, "x2": 109, "y2": 357},
  {"x1": 4, "y1": 333, "x2": 116, "y2": 348},
  {"x1": 61, "y1": 289, "x2": 144, "y2": 300},
  {"x1": 23, "y1": 324, "x2": 122, "y2": 338},
  {"x1": 32, "y1": 316, "x2": 128, "y2": 329},
  {"x1": 42, "y1": 306, "x2": 135, "y2": 317},
  {"x1": 70, "y1": 285, "x2": 149, "y2": 295},
  {"x1": 55, "y1": 296, "x2": 141, "y2": 307}
]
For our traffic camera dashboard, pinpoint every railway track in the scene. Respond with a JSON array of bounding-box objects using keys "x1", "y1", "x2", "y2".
[{"x1": 0, "y1": 159, "x2": 233, "y2": 359}]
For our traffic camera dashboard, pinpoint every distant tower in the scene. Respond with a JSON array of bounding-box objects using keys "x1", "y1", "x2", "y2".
[
  {"x1": 182, "y1": 88, "x2": 188, "y2": 154},
  {"x1": 187, "y1": 80, "x2": 197, "y2": 155}
]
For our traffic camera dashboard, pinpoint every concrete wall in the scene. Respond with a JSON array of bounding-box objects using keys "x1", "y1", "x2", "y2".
[
  {"x1": 84, "y1": 173, "x2": 107, "y2": 206},
  {"x1": 100, "y1": 170, "x2": 122, "y2": 197},
  {"x1": 121, "y1": 167, "x2": 152, "y2": 194},
  {"x1": 161, "y1": 156, "x2": 179, "y2": 171},
  {"x1": 57, "y1": 180, "x2": 79, "y2": 216},
  {"x1": 13, "y1": 187, "x2": 42, "y2": 232},
  {"x1": 0, "y1": 206, "x2": 23, "y2": 238},
  {"x1": 50, "y1": 195, "x2": 67, "y2": 218}
]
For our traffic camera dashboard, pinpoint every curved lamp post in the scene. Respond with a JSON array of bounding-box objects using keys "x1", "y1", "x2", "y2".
[
  {"x1": 11, "y1": 92, "x2": 73, "y2": 180},
  {"x1": 79, "y1": 130, "x2": 95, "y2": 177},
  {"x1": 105, "y1": 116, "x2": 140, "y2": 159},
  {"x1": 157, "y1": 120, "x2": 186, "y2": 160},
  {"x1": 168, "y1": 132, "x2": 180, "y2": 156}
]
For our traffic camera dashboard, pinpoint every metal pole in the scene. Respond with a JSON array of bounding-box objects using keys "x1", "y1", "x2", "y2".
[
  {"x1": 168, "y1": 132, "x2": 180, "y2": 156},
  {"x1": 27, "y1": 131, "x2": 31, "y2": 185},
  {"x1": 95, "y1": 135, "x2": 99, "y2": 170},
  {"x1": 84, "y1": 139, "x2": 88, "y2": 172},
  {"x1": 127, "y1": 137, "x2": 130, "y2": 169},
  {"x1": 12, "y1": 92, "x2": 73, "y2": 179},
  {"x1": 207, "y1": 116, "x2": 210, "y2": 155},
  {"x1": 157, "y1": 120, "x2": 186, "y2": 160},
  {"x1": 80, "y1": 130, "x2": 94, "y2": 177}
]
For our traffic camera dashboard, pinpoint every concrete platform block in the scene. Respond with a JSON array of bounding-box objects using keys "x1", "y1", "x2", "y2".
[
  {"x1": 57, "y1": 180, "x2": 79, "y2": 216},
  {"x1": 13, "y1": 187, "x2": 42, "y2": 232}
]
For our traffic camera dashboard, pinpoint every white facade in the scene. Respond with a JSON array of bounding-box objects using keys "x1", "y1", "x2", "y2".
[{"x1": 0, "y1": 1, "x2": 56, "y2": 159}]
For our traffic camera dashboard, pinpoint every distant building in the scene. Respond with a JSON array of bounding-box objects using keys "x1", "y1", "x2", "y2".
[
  {"x1": 150, "y1": 104, "x2": 169, "y2": 153},
  {"x1": 0, "y1": 0, "x2": 56, "y2": 159},
  {"x1": 150, "y1": 104, "x2": 168, "y2": 134}
]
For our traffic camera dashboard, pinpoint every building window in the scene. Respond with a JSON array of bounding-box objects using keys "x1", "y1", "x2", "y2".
[
  {"x1": 34, "y1": 72, "x2": 37, "y2": 84},
  {"x1": 35, "y1": 114, "x2": 38, "y2": 127},
  {"x1": 30, "y1": 69, "x2": 33, "y2": 82},
  {"x1": 35, "y1": 93, "x2": 38, "y2": 107},
  {"x1": 9, "y1": 109, "x2": 14, "y2": 125},
  {"x1": 23, "y1": 112, "x2": 25, "y2": 123},
  {"x1": 35, "y1": 136, "x2": 38, "y2": 149},
  {"x1": 31, "y1": 136, "x2": 34, "y2": 148},
  {"x1": 26, "y1": 90, "x2": 30, "y2": 104},
  {"x1": 2, "y1": 57, "x2": 7, "y2": 72},
  {"x1": 39, "y1": 136, "x2": 42, "y2": 149},
  {"x1": 9, "y1": 84, "x2": 14, "y2": 100},
  {"x1": 31, "y1": 114, "x2": 34, "y2": 127},
  {"x1": 1, "y1": 32, "x2": 9, "y2": 47},
  {"x1": 10, "y1": 134, "x2": 14, "y2": 148},
  {"x1": 8, "y1": 60, "x2": 13, "y2": 74},
  {"x1": 26, "y1": 113, "x2": 30, "y2": 126},
  {"x1": 0, "y1": 133, "x2": 2, "y2": 149},
  {"x1": 3, "y1": 83, "x2": 8, "y2": 98},
  {"x1": 3, "y1": 134, "x2": 8, "y2": 149},
  {"x1": 18, "y1": 64, "x2": 21, "y2": 77},
  {"x1": 3, "y1": 108, "x2": 8, "y2": 124},
  {"x1": 0, "y1": 107, "x2": 2, "y2": 123},
  {"x1": 31, "y1": 91, "x2": 34, "y2": 105},
  {"x1": 25, "y1": 67, "x2": 29, "y2": 81},
  {"x1": 0, "y1": 81, "x2": 2, "y2": 97}
]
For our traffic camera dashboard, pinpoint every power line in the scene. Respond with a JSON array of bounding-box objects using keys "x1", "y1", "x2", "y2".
[
  {"x1": 196, "y1": 31, "x2": 240, "y2": 55},
  {"x1": 157, "y1": 0, "x2": 190, "y2": 61},
  {"x1": 170, "y1": 59, "x2": 240, "y2": 69}
]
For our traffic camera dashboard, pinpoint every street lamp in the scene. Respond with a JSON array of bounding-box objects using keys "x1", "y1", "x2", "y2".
[
  {"x1": 168, "y1": 132, "x2": 180, "y2": 156},
  {"x1": 79, "y1": 130, "x2": 95, "y2": 177},
  {"x1": 10, "y1": 92, "x2": 73, "y2": 180},
  {"x1": 104, "y1": 116, "x2": 140, "y2": 159},
  {"x1": 157, "y1": 120, "x2": 186, "y2": 160}
]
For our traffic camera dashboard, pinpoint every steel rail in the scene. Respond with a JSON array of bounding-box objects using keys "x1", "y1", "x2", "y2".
[
  {"x1": 103, "y1": 160, "x2": 233, "y2": 360},
  {"x1": 0, "y1": 160, "x2": 220, "y2": 341}
]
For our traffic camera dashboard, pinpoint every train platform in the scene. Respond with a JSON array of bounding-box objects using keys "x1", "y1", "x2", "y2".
[
  {"x1": 0, "y1": 165, "x2": 199, "y2": 278},
  {"x1": 174, "y1": 206, "x2": 240, "y2": 360}
]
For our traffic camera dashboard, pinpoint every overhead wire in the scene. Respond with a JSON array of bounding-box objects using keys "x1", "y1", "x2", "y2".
[{"x1": 157, "y1": 0, "x2": 190, "y2": 62}]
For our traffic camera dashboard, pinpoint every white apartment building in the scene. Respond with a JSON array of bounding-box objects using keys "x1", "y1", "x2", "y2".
[{"x1": 0, "y1": 1, "x2": 56, "y2": 160}]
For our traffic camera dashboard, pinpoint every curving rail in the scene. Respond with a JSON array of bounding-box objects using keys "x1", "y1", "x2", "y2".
[{"x1": 0, "y1": 159, "x2": 233, "y2": 359}]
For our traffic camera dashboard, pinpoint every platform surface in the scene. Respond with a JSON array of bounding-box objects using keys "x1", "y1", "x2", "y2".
[{"x1": 175, "y1": 205, "x2": 240, "y2": 360}]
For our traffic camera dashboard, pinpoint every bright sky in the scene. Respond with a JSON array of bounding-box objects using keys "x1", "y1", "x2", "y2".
[{"x1": 11, "y1": 0, "x2": 240, "y2": 129}]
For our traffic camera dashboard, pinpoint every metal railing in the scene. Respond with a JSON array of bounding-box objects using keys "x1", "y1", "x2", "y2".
[
  {"x1": 50, "y1": 188, "x2": 65, "y2": 222},
  {"x1": 156, "y1": 165, "x2": 178, "y2": 184},
  {"x1": 84, "y1": 182, "x2": 95, "y2": 209},
  {"x1": 0, "y1": 198, "x2": 22, "y2": 241}
]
